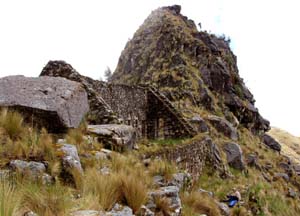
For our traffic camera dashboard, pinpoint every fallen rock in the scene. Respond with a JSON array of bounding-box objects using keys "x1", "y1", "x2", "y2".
[
  {"x1": 207, "y1": 115, "x2": 238, "y2": 140},
  {"x1": 147, "y1": 186, "x2": 181, "y2": 216},
  {"x1": 139, "y1": 205, "x2": 155, "y2": 216},
  {"x1": 153, "y1": 172, "x2": 191, "y2": 190},
  {"x1": 107, "y1": 203, "x2": 133, "y2": 216},
  {"x1": 88, "y1": 124, "x2": 137, "y2": 151},
  {"x1": 262, "y1": 134, "x2": 281, "y2": 152},
  {"x1": 70, "y1": 210, "x2": 102, "y2": 216},
  {"x1": 273, "y1": 173, "x2": 289, "y2": 182},
  {"x1": 223, "y1": 142, "x2": 245, "y2": 170},
  {"x1": 0, "y1": 75, "x2": 89, "y2": 133},
  {"x1": 246, "y1": 153, "x2": 260, "y2": 170},
  {"x1": 293, "y1": 164, "x2": 300, "y2": 175},
  {"x1": 9, "y1": 160, "x2": 46, "y2": 180},
  {"x1": 278, "y1": 162, "x2": 293, "y2": 177},
  {"x1": 216, "y1": 202, "x2": 230, "y2": 216},
  {"x1": 170, "y1": 172, "x2": 192, "y2": 190},
  {"x1": 58, "y1": 144, "x2": 83, "y2": 183},
  {"x1": 287, "y1": 187, "x2": 298, "y2": 198},
  {"x1": 198, "y1": 188, "x2": 214, "y2": 197},
  {"x1": 190, "y1": 115, "x2": 208, "y2": 133}
]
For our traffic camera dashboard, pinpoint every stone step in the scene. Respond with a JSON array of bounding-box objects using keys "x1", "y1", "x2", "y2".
[{"x1": 148, "y1": 87, "x2": 197, "y2": 136}]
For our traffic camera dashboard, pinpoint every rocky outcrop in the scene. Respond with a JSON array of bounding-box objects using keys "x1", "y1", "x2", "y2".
[
  {"x1": 88, "y1": 124, "x2": 137, "y2": 151},
  {"x1": 40, "y1": 61, "x2": 118, "y2": 125},
  {"x1": 223, "y1": 142, "x2": 245, "y2": 170},
  {"x1": 0, "y1": 75, "x2": 89, "y2": 132},
  {"x1": 111, "y1": 5, "x2": 269, "y2": 135},
  {"x1": 189, "y1": 115, "x2": 208, "y2": 133},
  {"x1": 207, "y1": 115, "x2": 238, "y2": 140},
  {"x1": 262, "y1": 134, "x2": 281, "y2": 152}
]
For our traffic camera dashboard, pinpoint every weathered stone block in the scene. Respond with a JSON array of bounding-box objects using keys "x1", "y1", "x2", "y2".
[
  {"x1": 88, "y1": 124, "x2": 137, "y2": 151},
  {"x1": 0, "y1": 75, "x2": 89, "y2": 132}
]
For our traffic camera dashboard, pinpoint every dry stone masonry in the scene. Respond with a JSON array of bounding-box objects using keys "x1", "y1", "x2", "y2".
[{"x1": 40, "y1": 61, "x2": 197, "y2": 139}]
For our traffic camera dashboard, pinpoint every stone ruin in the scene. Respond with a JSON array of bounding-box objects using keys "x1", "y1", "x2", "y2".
[{"x1": 40, "y1": 60, "x2": 197, "y2": 139}]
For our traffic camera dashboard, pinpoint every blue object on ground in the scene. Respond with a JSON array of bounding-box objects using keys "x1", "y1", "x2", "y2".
[{"x1": 229, "y1": 199, "x2": 238, "y2": 207}]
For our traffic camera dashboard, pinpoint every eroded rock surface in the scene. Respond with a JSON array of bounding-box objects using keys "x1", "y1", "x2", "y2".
[
  {"x1": 223, "y1": 142, "x2": 245, "y2": 170},
  {"x1": 207, "y1": 115, "x2": 238, "y2": 140},
  {"x1": 40, "y1": 61, "x2": 118, "y2": 124},
  {"x1": 88, "y1": 124, "x2": 137, "y2": 150},
  {"x1": 0, "y1": 75, "x2": 89, "y2": 132},
  {"x1": 262, "y1": 134, "x2": 281, "y2": 152}
]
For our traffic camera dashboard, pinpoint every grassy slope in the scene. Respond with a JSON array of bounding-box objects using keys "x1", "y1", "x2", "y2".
[{"x1": 268, "y1": 127, "x2": 300, "y2": 164}]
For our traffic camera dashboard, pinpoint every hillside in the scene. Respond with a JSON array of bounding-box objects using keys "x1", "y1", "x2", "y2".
[
  {"x1": 112, "y1": 5, "x2": 269, "y2": 135},
  {"x1": 0, "y1": 4, "x2": 300, "y2": 216},
  {"x1": 269, "y1": 127, "x2": 300, "y2": 165}
]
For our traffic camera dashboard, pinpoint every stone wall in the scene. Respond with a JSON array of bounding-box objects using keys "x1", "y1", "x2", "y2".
[
  {"x1": 94, "y1": 83, "x2": 148, "y2": 137},
  {"x1": 147, "y1": 136, "x2": 227, "y2": 178},
  {"x1": 40, "y1": 61, "x2": 196, "y2": 139}
]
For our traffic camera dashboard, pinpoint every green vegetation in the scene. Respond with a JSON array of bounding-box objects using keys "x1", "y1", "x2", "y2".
[
  {"x1": 0, "y1": 179, "x2": 20, "y2": 216},
  {"x1": 1, "y1": 109, "x2": 300, "y2": 216},
  {"x1": 182, "y1": 191, "x2": 221, "y2": 216}
]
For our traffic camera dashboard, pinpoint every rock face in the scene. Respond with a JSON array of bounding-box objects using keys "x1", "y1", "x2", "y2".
[
  {"x1": 262, "y1": 134, "x2": 281, "y2": 152},
  {"x1": 88, "y1": 124, "x2": 137, "y2": 151},
  {"x1": 223, "y1": 142, "x2": 245, "y2": 170},
  {"x1": 207, "y1": 115, "x2": 238, "y2": 140},
  {"x1": 40, "y1": 61, "x2": 118, "y2": 125},
  {"x1": 189, "y1": 115, "x2": 208, "y2": 133},
  {"x1": 0, "y1": 75, "x2": 89, "y2": 132},
  {"x1": 111, "y1": 5, "x2": 269, "y2": 135}
]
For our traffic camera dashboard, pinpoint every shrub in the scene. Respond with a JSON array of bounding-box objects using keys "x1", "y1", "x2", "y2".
[
  {"x1": 153, "y1": 196, "x2": 173, "y2": 216},
  {"x1": 119, "y1": 171, "x2": 148, "y2": 212},
  {"x1": 182, "y1": 191, "x2": 221, "y2": 216},
  {"x1": 0, "y1": 109, "x2": 24, "y2": 140},
  {"x1": 83, "y1": 168, "x2": 121, "y2": 211},
  {"x1": 0, "y1": 179, "x2": 20, "y2": 216},
  {"x1": 21, "y1": 182, "x2": 73, "y2": 216},
  {"x1": 149, "y1": 159, "x2": 176, "y2": 182}
]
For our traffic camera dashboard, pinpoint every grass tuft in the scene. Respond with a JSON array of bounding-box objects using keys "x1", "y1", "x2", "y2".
[
  {"x1": 0, "y1": 109, "x2": 24, "y2": 140},
  {"x1": 182, "y1": 191, "x2": 221, "y2": 216},
  {"x1": 0, "y1": 179, "x2": 20, "y2": 216}
]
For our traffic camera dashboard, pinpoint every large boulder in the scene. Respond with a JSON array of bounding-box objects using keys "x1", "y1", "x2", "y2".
[
  {"x1": 262, "y1": 134, "x2": 281, "y2": 152},
  {"x1": 40, "y1": 60, "x2": 118, "y2": 124},
  {"x1": 189, "y1": 115, "x2": 208, "y2": 133},
  {"x1": 207, "y1": 115, "x2": 238, "y2": 140},
  {"x1": 223, "y1": 142, "x2": 245, "y2": 170},
  {"x1": 0, "y1": 75, "x2": 89, "y2": 133},
  {"x1": 88, "y1": 124, "x2": 137, "y2": 151},
  {"x1": 8, "y1": 160, "x2": 51, "y2": 183}
]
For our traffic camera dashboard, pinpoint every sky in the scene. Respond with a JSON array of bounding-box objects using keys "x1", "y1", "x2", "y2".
[{"x1": 0, "y1": 0, "x2": 299, "y2": 135}]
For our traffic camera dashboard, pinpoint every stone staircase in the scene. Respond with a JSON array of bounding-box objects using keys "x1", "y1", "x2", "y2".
[{"x1": 147, "y1": 86, "x2": 197, "y2": 137}]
